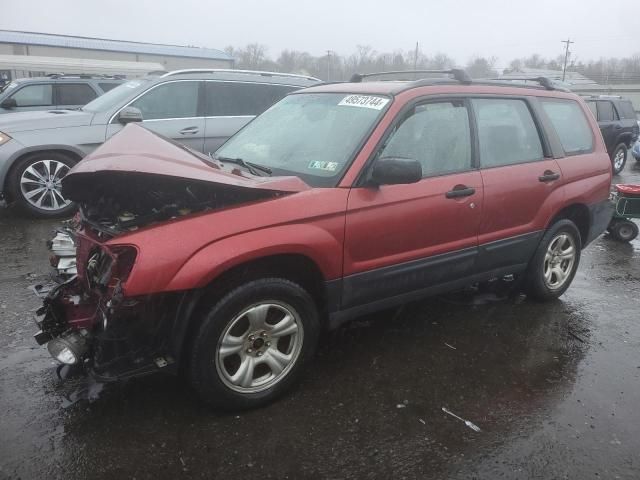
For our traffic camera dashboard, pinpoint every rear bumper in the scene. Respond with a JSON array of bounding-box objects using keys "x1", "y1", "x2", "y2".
[{"x1": 585, "y1": 198, "x2": 615, "y2": 246}]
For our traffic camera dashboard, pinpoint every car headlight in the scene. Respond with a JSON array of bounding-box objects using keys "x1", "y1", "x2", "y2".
[{"x1": 0, "y1": 131, "x2": 11, "y2": 146}]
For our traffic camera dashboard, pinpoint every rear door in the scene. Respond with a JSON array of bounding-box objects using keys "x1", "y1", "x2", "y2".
[
  {"x1": 342, "y1": 98, "x2": 482, "y2": 309},
  {"x1": 595, "y1": 100, "x2": 618, "y2": 152},
  {"x1": 54, "y1": 83, "x2": 98, "y2": 110},
  {"x1": 108, "y1": 80, "x2": 205, "y2": 152},
  {"x1": 203, "y1": 82, "x2": 298, "y2": 154},
  {"x1": 473, "y1": 97, "x2": 562, "y2": 273}
]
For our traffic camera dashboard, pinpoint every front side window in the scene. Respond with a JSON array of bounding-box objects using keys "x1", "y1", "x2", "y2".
[
  {"x1": 377, "y1": 100, "x2": 472, "y2": 177},
  {"x1": 84, "y1": 79, "x2": 151, "y2": 113},
  {"x1": 205, "y1": 82, "x2": 297, "y2": 117},
  {"x1": 540, "y1": 99, "x2": 593, "y2": 154},
  {"x1": 596, "y1": 101, "x2": 617, "y2": 122},
  {"x1": 56, "y1": 84, "x2": 97, "y2": 105},
  {"x1": 129, "y1": 81, "x2": 199, "y2": 120},
  {"x1": 11, "y1": 84, "x2": 53, "y2": 107},
  {"x1": 216, "y1": 93, "x2": 388, "y2": 187},
  {"x1": 618, "y1": 101, "x2": 636, "y2": 119},
  {"x1": 472, "y1": 98, "x2": 543, "y2": 168}
]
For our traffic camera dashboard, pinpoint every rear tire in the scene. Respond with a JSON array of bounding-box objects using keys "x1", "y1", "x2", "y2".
[
  {"x1": 525, "y1": 220, "x2": 581, "y2": 301},
  {"x1": 189, "y1": 278, "x2": 320, "y2": 410},
  {"x1": 610, "y1": 220, "x2": 639, "y2": 242},
  {"x1": 8, "y1": 152, "x2": 77, "y2": 218},
  {"x1": 611, "y1": 144, "x2": 627, "y2": 175}
]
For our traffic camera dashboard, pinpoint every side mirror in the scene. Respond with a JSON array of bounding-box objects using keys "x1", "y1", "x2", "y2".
[
  {"x1": 370, "y1": 157, "x2": 422, "y2": 185},
  {"x1": 1, "y1": 98, "x2": 17, "y2": 109},
  {"x1": 117, "y1": 106, "x2": 143, "y2": 124}
]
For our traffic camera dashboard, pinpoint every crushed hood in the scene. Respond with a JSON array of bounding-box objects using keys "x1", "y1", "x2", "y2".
[
  {"x1": 0, "y1": 109, "x2": 94, "y2": 133},
  {"x1": 63, "y1": 124, "x2": 310, "y2": 199}
]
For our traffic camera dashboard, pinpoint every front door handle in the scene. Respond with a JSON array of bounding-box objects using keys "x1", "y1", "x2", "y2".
[
  {"x1": 539, "y1": 170, "x2": 560, "y2": 182},
  {"x1": 179, "y1": 126, "x2": 199, "y2": 135},
  {"x1": 445, "y1": 185, "x2": 476, "y2": 198}
]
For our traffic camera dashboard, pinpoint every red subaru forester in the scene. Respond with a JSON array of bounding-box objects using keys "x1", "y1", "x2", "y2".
[{"x1": 36, "y1": 71, "x2": 613, "y2": 409}]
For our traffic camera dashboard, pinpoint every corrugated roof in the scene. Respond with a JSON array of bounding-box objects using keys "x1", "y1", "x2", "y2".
[{"x1": 0, "y1": 30, "x2": 233, "y2": 61}]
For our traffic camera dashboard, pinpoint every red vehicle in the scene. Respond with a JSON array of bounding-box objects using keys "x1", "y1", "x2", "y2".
[{"x1": 36, "y1": 71, "x2": 613, "y2": 409}]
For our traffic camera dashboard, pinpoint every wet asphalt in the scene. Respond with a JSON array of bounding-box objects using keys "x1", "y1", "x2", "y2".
[{"x1": 1, "y1": 161, "x2": 639, "y2": 480}]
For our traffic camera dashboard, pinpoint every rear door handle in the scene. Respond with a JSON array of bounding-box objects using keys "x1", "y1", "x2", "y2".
[
  {"x1": 539, "y1": 170, "x2": 560, "y2": 182},
  {"x1": 179, "y1": 126, "x2": 199, "y2": 135},
  {"x1": 445, "y1": 185, "x2": 476, "y2": 198}
]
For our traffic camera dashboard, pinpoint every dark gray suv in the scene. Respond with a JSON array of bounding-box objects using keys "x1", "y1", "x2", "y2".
[
  {"x1": 0, "y1": 69, "x2": 320, "y2": 217},
  {"x1": 0, "y1": 75, "x2": 123, "y2": 114}
]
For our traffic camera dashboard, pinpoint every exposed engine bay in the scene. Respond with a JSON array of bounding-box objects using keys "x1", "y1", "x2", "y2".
[{"x1": 66, "y1": 172, "x2": 281, "y2": 237}]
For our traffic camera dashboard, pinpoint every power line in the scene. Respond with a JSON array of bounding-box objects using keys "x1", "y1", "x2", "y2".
[{"x1": 561, "y1": 38, "x2": 575, "y2": 82}]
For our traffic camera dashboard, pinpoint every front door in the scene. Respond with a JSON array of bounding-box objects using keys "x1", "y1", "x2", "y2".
[
  {"x1": 342, "y1": 99, "x2": 482, "y2": 309},
  {"x1": 107, "y1": 80, "x2": 205, "y2": 152}
]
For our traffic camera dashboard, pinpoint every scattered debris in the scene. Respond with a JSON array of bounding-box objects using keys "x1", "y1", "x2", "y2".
[
  {"x1": 568, "y1": 330, "x2": 586, "y2": 343},
  {"x1": 444, "y1": 343, "x2": 457, "y2": 350},
  {"x1": 441, "y1": 407, "x2": 482, "y2": 432}
]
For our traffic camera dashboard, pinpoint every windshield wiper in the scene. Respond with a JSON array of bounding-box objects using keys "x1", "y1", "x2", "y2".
[{"x1": 212, "y1": 154, "x2": 272, "y2": 176}]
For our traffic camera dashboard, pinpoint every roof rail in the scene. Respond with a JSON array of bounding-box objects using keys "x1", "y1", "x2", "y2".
[
  {"x1": 161, "y1": 68, "x2": 320, "y2": 82},
  {"x1": 489, "y1": 76, "x2": 568, "y2": 91},
  {"x1": 44, "y1": 73, "x2": 125, "y2": 80},
  {"x1": 350, "y1": 69, "x2": 472, "y2": 84}
]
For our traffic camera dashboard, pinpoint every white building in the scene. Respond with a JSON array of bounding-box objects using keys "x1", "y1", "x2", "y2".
[{"x1": 0, "y1": 30, "x2": 234, "y2": 80}]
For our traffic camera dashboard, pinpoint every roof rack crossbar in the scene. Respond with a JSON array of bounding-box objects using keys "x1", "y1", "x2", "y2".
[
  {"x1": 350, "y1": 69, "x2": 472, "y2": 84},
  {"x1": 161, "y1": 68, "x2": 320, "y2": 82},
  {"x1": 489, "y1": 76, "x2": 559, "y2": 91}
]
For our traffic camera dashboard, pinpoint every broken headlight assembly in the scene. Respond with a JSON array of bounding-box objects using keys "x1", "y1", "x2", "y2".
[{"x1": 85, "y1": 245, "x2": 137, "y2": 291}]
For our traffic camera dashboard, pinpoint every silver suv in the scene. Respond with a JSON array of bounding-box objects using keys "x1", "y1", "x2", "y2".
[
  {"x1": 0, "y1": 69, "x2": 319, "y2": 217},
  {"x1": 0, "y1": 75, "x2": 123, "y2": 114}
]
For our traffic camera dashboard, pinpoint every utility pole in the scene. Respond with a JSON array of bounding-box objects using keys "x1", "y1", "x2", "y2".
[
  {"x1": 413, "y1": 42, "x2": 419, "y2": 70},
  {"x1": 561, "y1": 38, "x2": 574, "y2": 82},
  {"x1": 326, "y1": 50, "x2": 331, "y2": 81}
]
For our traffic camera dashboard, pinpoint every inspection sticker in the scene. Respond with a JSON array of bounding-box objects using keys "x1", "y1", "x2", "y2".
[
  {"x1": 338, "y1": 95, "x2": 389, "y2": 110},
  {"x1": 308, "y1": 161, "x2": 339, "y2": 172}
]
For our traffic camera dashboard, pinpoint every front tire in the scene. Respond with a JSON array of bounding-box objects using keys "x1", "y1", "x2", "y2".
[
  {"x1": 525, "y1": 220, "x2": 581, "y2": 301},
  {"x1": 8, "y1": 152, "x2": 77, "y2": 218},
  {"x1": 611, "y1": 144, "x2": 627, "y2": 175},
  {"x1": 189, "y1": 278, "x2": 320, "y2": 410}
]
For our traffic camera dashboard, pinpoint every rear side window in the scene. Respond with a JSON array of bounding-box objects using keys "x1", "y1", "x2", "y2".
[
  {"x1": 472, "y1": 98, "x2": 543, "y2": 167},
  {"x1": 379, "y1": 100, "x2": 472, "y2": 177},
  {"x1": 98, "y1": 82, "x2": 120, "y2": 93},
  {"x1": 618, "y1": 101, "x2": 636, "y2": 119},
  {"x1": 205, "y1": 82, "x2": 297, "y2": 117},
  {"x1": 10, "y1": 84, "x2": 53, "y2": 106},
  {"x1": 56, "y1": 84, "x2": 97, "y2": 105},
  {"x1": 596, "y1": 101, "x2": 617, "y2": 121},
  {"x1": 540, "y1": 99, "x2": 593, "y2": 154}
]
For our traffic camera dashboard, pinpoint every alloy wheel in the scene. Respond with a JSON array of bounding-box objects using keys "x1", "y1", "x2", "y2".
[
  {"x1": 19, "y1": 159, "x2": 71, "y2": 211},
  {"x1": 215, "y1": 302, "x2": 304, "y2": 393},
  {"x1": 613, "y1": 149, "x2": 625, "y2": 171},
  {"x1": 543, "y1": 233, "x2": 577, "y2": 290}
]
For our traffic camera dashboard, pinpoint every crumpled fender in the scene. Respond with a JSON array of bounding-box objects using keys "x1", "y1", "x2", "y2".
[{"x1": 141, "y1": 223, "x2": 344, "y2": 295}]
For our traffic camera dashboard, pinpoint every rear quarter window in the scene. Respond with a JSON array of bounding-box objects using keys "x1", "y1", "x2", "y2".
[
  {"x1": 618, "y1": 101, "x2": 636, "y2": 119},
  {"x1": 540, "y1": 99, "x2": 593, "y2": 155}
]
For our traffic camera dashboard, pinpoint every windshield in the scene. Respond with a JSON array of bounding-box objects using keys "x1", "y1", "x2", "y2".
[
  {"x1": 82, "y1": 78, "x2": 152, "y2": 112},
  {"x1": 216, "y1": 92, "x2": 390, "y2": 187}
]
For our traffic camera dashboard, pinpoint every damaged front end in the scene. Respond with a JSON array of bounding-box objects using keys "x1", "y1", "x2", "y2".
[
  {"x1": 33, "y1": 125, "x2": 309, "y2": 382},
  {"x1": 35, "y1": 229, "x2": 179, "y2": 379}
]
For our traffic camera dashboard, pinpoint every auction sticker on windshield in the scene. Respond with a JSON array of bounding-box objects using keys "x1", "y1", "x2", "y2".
[{"x1": 338, "y1": 95, "x2": 389, "y2": 110}]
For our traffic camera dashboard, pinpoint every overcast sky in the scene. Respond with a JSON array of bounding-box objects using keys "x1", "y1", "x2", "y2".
[{"x1": 1, "y1": 0, "x2": 638, "y2": 68}]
